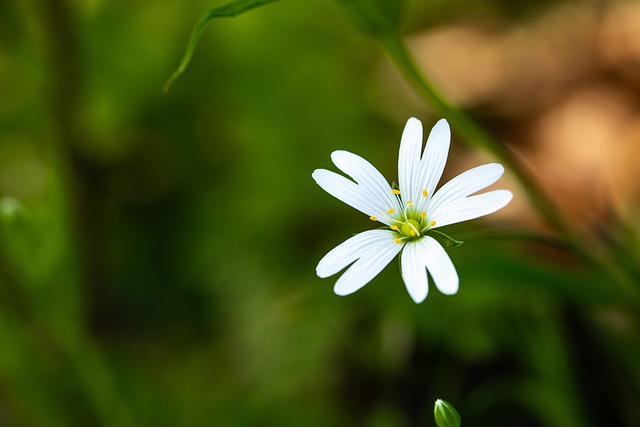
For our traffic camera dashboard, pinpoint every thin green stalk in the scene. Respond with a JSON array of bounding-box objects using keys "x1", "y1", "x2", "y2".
[
  {"x1": 378, "y1": 32, "x2": 640, "y2": 304},
  {"x1": 379, "y1": 33, "x2": 567, "y2": 235},
  {"x1": 457, "y1": 229, "x2": 569, "y2": 249},
  {"x1": 34, "y1": 0, "x2": 140, "y2": 424}
]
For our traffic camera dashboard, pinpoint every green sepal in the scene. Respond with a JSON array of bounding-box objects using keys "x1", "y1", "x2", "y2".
[
  {"x1": 426, "y1": 229, "x2": 463, "y2": 249},
  {"x1": 164, "y1": 0, "x2": 280, "y2": 93}
]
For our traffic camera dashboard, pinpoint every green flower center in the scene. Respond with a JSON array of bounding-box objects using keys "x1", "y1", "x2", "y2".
[
  {"x1": 370, "y1": 189, "x2": 437, "y2": 244},
  {"x1": 400, "y1": 219, "x2": 422, "y2": 238}
]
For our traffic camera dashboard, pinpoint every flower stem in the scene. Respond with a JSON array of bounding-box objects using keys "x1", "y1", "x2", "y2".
[
  {"x1": 379, "y1": 32, "x2": 640, "y2": 304},
  {"x1": 379, "y1": 32, "x2": 567, "y2": 235}
]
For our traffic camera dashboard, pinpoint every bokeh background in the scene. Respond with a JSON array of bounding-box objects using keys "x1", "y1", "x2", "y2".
[{"x1": 1, "y1": 0, "x2": 640, "y2": 426}]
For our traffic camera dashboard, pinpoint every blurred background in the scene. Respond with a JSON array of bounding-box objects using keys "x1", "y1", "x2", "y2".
[{"x1": 1, "y1": 0, "x2": 640, "y2": 426}]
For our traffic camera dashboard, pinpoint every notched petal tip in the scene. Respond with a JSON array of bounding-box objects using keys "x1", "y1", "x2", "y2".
[
  {"x1": 400, "y1": 243, "x2": 430, "y2": 304},
  {"x1": 421, "y1": 237, "x2": 459, "y2": 296}
]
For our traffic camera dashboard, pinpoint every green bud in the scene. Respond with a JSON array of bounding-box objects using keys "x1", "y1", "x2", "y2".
[
  {"x1": 0, "y1": 196, "x2": 21, "y2": 223},
  {"x1": 336, "y1": 0, "x2": 404, "y2": 38},
  {"x1": 434, "y1": 399, "x2": 461, "y2": 427}
]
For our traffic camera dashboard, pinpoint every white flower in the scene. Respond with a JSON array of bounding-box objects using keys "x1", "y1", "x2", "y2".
[{"x1": 312, "y1": 117, "x2": 513, "y2": 303}]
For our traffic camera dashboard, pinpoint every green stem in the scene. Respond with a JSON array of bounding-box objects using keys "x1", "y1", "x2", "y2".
[
  {"x1": 457, "y1": 229, "x2": 569, "y2": 249},
  {"x1": 34, "y1": 0, "x2": 138, "y2": 424},
  {"x1": 378, "y1": 32, "x2": 640, "y2": 304},
  {"x1": 380, "y1": 32, "x2": 567, "y2": 235}
]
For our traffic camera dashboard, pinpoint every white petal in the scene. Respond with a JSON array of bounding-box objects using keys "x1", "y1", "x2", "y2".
[
  {"x1": 333, "y1": 231, "x2": 402, "y2": 296},
  {"x1": 428, "y1": 163, "x2": 505, "y2": 214},
  {"x1": 331, "y1": 150, "x2": 400, "y2": 214},
  {"x1": 312, "y1": 169, "x2": 394, "y2": 225},
  {"x1": 317, "y1": 229, "x2": 395, "y2": 278},
  {"x1": 400, "y1": 241, "x2": 429, "y2": 303},
  {"x1": 398, "y1": 117, "x2": 423, "y2": 202},
  {"x1": 415, "y1": 119, "x2": 450, "y2": 212},
  {"x1": 420, "y1": 236, "x2": 459, "y2": 295},
  {"x1": 431, "y1": 189, "x2": 513, "y2": 228}
]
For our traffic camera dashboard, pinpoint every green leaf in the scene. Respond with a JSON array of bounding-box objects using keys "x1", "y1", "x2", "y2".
[
  {"x1": 163, "y1": 0, "x2": 280, "y2": 93},
  {"x1": 427, "y1": 229, "x2": 463, "y2": 250}
]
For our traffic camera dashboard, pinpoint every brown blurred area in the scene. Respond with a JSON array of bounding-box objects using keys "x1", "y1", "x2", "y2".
[{"x1": 379, "y1": 2, "x2": 640, "y2": 232}]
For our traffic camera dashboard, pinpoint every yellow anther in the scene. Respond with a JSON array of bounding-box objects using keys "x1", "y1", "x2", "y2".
[
  {"x1": 421, "y1": 211, "x2": 426, "y2": 218},
  {"x1": 369, "y1": 216, "x2": 377, "y2": 221},
  {"x1": 429, "y1": 220, "x2": 436, "y2": 227},
  {"x1": 394, "y1": 238, "x2": 402, "y2": 244},
  {"x1": 422, "y1": 189, "x2": 428, "y2": 198},
  {"x1": 387, "y1": 208, "x2": 395, "y2": 215},
  {"x1": 390, "y1": 225, "x2": 399, "y2": 231},
  {"x1": 391, "y1": 189, "x2": 401, "y2": 195},
  {"x1": 401, "y1": 219, "x2": 421, "y2": 238},
  {"x1": 407, "y1": 200, "x2": 414, "y2": 206}
]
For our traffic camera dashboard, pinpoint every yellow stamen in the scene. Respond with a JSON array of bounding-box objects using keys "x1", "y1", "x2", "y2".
[
  {"x1": 410, "y1": 229, "x2": 416, "y2": 236},
  {"x1": 390, "y1": 225, "x2": 399, "y2": 231},
  {"x1": 369, "y1": 216, "x2": 377, "y2": 221},
  {"x1": 429, "y1": 220, "x2": 436, "y2": 227},
  {"x1": 394, "y1": 238, "x2": 402, "y2": 244},
  {"x1": 407, "y1": 200, "x2": 414, "y2": 206},
  {"x1": 387, "y1": 208, "x2": 395, "y2": 215},
  {"x1": 422, "y1": 189, "x2": 428, "y2": 198},
  {"x1": 421, "y1": 211, "x2": 426, "y2": 218},
  {"x1": 391, "y1": 189, "x2": 401, "y2": 195}
]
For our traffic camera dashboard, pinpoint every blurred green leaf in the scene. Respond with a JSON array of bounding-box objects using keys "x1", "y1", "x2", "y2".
[
  {"x1": 163, "y1": 0, "x2": 280, "y2": 92},
  {"x1": 428, "y1": 229, "x2": 463, "y2": 249}
]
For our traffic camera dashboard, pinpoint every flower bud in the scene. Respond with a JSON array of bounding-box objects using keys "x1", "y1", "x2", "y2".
[
  {"x1": 434, "y1": 399, "x2": 461, "y2": 427},
  {"x1": 0, "y1": 196, "x2": 21, "y2": 223}
]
